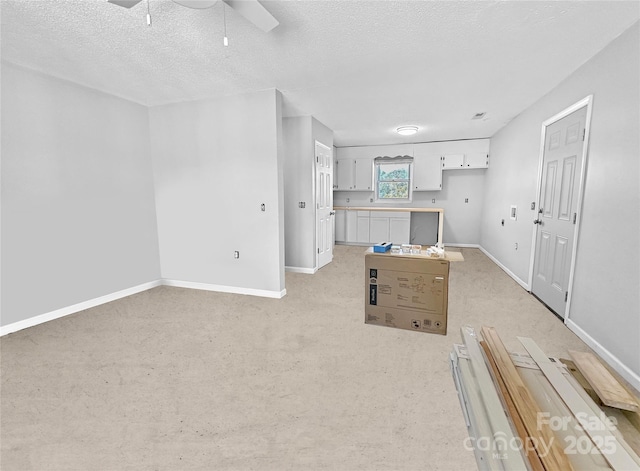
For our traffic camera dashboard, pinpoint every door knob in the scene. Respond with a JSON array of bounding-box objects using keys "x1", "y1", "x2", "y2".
[
  {"x1": 329, "y1": 211, "x2": 335, "y2": 216},
  {"x1": 533, "y1": 219, "x2": 542, "y2": 225}
]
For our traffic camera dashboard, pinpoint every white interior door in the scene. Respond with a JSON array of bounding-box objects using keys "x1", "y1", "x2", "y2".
[
  {"x1": 316, "y1": 141, "x2": 333, "y2": 269},
  {"x1": 531, "y1": 104, "x2": 588, "y2": 317}
]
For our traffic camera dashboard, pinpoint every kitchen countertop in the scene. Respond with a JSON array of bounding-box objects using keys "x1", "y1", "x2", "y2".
[{"x1": 333, "y1": 206, "x2": 443, "y2": 212}]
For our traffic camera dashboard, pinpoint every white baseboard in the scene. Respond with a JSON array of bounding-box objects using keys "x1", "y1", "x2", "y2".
[
  {"x1": 478, "y1": 246, "x2": 530, "y2": 291},
  {"x1": 476, "y1": 246, "x2": 640, "y2": 391},
  {"x1": 285, "y1": 266, "x2": 318, "y2": 274},
  {"x1": 445, "y1": 243, "x2": 480, "y2": 248},
  {"x1": 1, "y1": 278, "x2": 287, "y2": 337},
  {"x1": 162, "y1": 279, "x2": 286, "y2": 299},
  {"x1": 0, "y1": 280, "x2": 162, "y2": 336},
  {"x1": 566, "y1": 319, "x2": 640, "y2": 392}
]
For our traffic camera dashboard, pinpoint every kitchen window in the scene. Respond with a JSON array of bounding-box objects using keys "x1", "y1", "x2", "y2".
[{"x1": 374, "y1": 156, "x2": 413, "y2": 202}]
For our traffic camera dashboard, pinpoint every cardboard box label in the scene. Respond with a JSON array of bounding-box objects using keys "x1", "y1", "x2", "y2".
[
  {"x1": 369, "y1": 284, "x2": 377, "y2": 305},
  {"x1": 373, "y1": 270, "x2": 445, "y2": 313}
]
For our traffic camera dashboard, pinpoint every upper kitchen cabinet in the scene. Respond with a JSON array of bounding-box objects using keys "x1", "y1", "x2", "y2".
[
  {"x1": 335, "y1": 155, "x2": 373, "y2": 191},
  {"x1": 442, "y1": 153, "x2": 489, "y2": 169},
  {"x1": 412, "y1": 143, "x2": 442, "y2": 191},
  {"x1": 335, "y1": 144, "x2": 413, "y2": 191}
]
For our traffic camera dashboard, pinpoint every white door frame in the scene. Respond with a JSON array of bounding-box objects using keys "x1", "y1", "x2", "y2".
[{"x1": 528, "y1": 95, "x2": 593, "y2": 323}]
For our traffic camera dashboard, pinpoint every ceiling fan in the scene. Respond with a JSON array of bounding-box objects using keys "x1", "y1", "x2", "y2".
[{"x1": 108, "y1": 0, "x2": 279, "y2": 32}]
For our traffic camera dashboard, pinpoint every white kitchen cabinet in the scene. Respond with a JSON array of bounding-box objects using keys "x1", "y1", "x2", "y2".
[
  {"x1": 335, "y1": 145, "x2": 413, "y2": 191},
  {"x1": 335, "y1": 209, "x2": 346, "y2": 242},
  {"x1": 413, "y1": 143, "x2": 443, "y2": 191},
  {"x1": 369, "y1": 211, "x2": 411, "y2": 244},
  {"x1": 465, "y1": 153, "x2": 490, "y2": 168},
  {"x1": 345, "y1": 210, "x2": 357, "y2": 242},
  {"x1": 333, "y1": 147, "x2": 338, "y2": 189},
  {"x1": 442, "y1": 154, "x2": 465, "y2": 169},
  {"x1": 335, "y1": 159, "x2": 353, "y2": 190},
  {"x1": 369, "y1": 216, "x2": 390, "y2": 242},
  {"x1": 334, "y1": 157, "x2": 373, "y2": 191},
  {"x1": 354, "y1": 158, "x2": 373, "y2": 190},
  {"x1": 389, "y1": 215, "x2": 411, "y2": 244},
  {"x1": 356, "y1": 211, "x2": 370, "y2": 243},
  {"x1": 337, "y1": 210, "x2": 411, "y2": 245},
  {"x1": 442, "y1": 153, "x2": 489, "y2": 169}
]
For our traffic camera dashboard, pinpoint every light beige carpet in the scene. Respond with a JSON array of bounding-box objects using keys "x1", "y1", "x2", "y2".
[{"x1": 1, "y1": 246, "x2": 592, "y2": 470}]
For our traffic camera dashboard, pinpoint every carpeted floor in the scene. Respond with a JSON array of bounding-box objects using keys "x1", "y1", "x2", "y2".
[{"x1": 0, "y1": 246, "x2": 592, "y2": 470}]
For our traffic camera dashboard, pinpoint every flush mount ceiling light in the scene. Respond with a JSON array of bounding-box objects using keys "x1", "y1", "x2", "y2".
[{"x1": 396, "y1": 126, "x2": 419, "y2": 136}]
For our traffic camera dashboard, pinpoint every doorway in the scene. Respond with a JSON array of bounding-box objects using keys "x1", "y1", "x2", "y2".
[
  {"x1": 315, "y1": 141, "x2": 334, "y2": 269},
  {"x1": 530, "y1": 96, "x2": 593, "y2": 319}
]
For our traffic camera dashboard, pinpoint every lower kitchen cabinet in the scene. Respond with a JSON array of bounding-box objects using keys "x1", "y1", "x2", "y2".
[
  {"x1": 335, "y1": 209, "x2": 357, "y2": 243},
  {"x1": 356, "y1": 211, "x2": 370, "y2": 243},
  {"x1": 335, "y1": 209, "x2": 346, "y2": 242},
  {"x1": 370, "y1": 211, "x2": 410, "y2": 244},
  {"x1": 369, "y1": 216, "x2": 390, "y2": 242},
  {"x1": 336, "y1": 210, "x2": 410, "y2": 245},
  {"x1": 389, "y1": 215, "x2": 411, "y2": 244}
]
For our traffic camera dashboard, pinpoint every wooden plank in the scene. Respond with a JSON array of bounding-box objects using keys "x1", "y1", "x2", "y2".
[
  {"x1": 479, "y1": 340, "x2": 546, "y2": 471},
  {"x1": 519, "y1": 367, "x2": 614, "y2": 471},
  {"x1": 564, "y1": 370, "x2": 640, "y2": 464},
  {"x1": 560, "y1": 358, "x2": 602, "y2": 405},
  {"x1": 569, "y1": 350, "x2": 639, "y2": 412},
  {"x1": 562, "y1": 357, "x2": 640, "y2": 434},
  {"x1": 521, "y1": 337, "x2": 640, "y2": 471},
  {"x1": 460, "y1": 327, "x2": 529, "y2": 470},
  {"x1": 623, "y1": 405, "x2": 640, "y2": 434},
  {"x1": 481, "y1": 326, "x2": 575, "y2": 471}
]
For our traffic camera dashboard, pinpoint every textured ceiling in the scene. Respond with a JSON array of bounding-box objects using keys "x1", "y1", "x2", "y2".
[{"x1": 2, "y1": 0, "x2": 639, "y2": 146}]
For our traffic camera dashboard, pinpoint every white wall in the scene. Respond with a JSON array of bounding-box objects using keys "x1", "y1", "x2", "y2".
[
  {"x1": 283, "y1": 117, "x2": 313, "y2": 270},
  {"x1": 334, "y1": 139, "x2": 489, "y2": 246},
  {"x1": 148, "y1": 89, "x2": 285, "y2": 297},
  {"x1": 1, "y1": 62, "x2": 161, "y2": 327},
  {"x1": 481, "y1": 23, "x2": 640, "y2": 385},
  {"x1": 283, "y1": 116, "x2": 333, "y2": 271}
]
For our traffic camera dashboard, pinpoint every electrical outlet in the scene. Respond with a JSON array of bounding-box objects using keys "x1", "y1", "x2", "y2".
[
  {"x1": 465, "y1": 198, "x2": 469, "y2": 203},
  {"x1": 234, "y1": 251, "x2": 239, "y2": 259},
  {"x1": 432, "y1": 199, "x2": 436, "y2": 203},
  {"x1": 531, "y1": 202, "x2": 536, "y2": 210},
  {"x1": 515, "y1": 243, "x2": 518, "y2": 250},
  {"x1": 261, "y1": 204, "x2": 265, "y2": 212}
]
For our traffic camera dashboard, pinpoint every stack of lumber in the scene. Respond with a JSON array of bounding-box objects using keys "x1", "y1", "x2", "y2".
[{"x1": 450, "y1": 326, "x2": 640, "y2": 471}]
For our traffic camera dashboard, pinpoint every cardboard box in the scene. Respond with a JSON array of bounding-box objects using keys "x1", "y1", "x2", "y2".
[{"x1": 365, "y1": 249, "x2": 450, "y2": 335}]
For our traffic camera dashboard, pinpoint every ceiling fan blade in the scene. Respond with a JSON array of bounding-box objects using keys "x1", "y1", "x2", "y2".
[
  {"x1": 224, "y1": 0, "x2": 279, "y2": 32},
  {"x1": 172, "y1": 0, "x2": 219, "y2": 9},
  {"x1": 107, "y1": 0, "x2": 144, "y2": 8}
]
